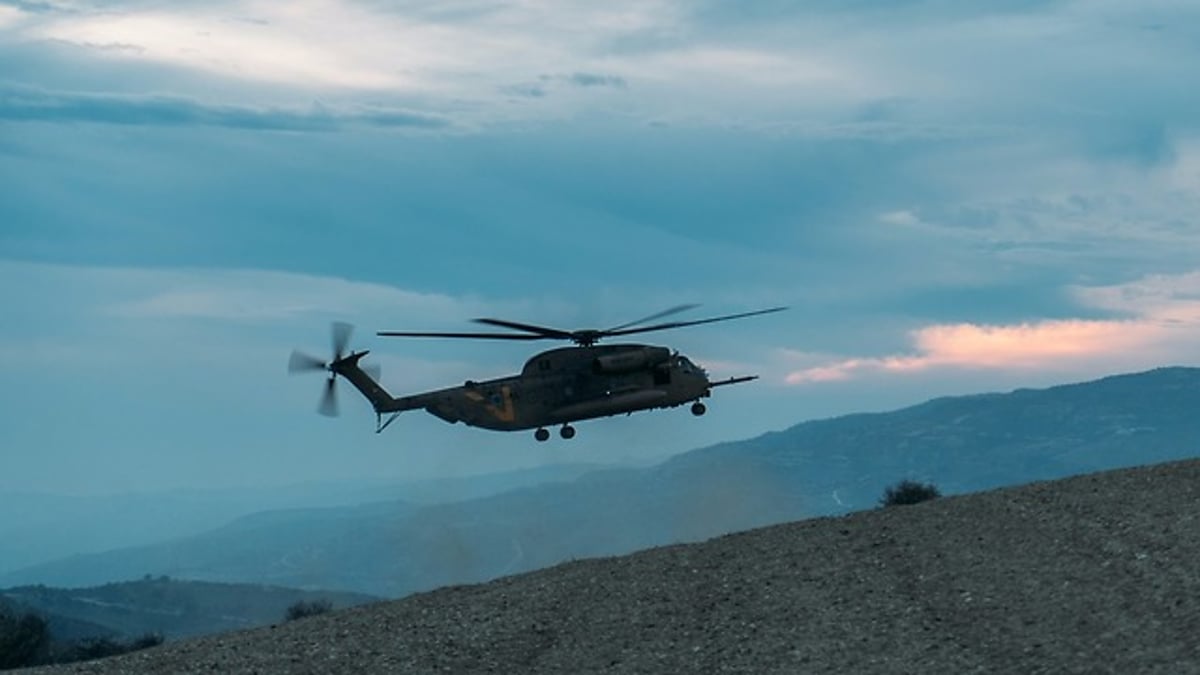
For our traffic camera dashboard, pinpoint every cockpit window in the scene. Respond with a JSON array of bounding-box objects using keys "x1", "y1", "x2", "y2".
[{"x1": 675, "y1": 356, "x2": 706, "y2": 376}]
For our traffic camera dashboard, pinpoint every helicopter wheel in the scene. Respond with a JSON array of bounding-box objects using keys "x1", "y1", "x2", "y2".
[
  {"x1": 534, "y1": 427, "x2": 550, "y2": 442},
  {"x1": 691, "y1": 402, "x2": 707, "y2": 416},
  {"x1": 560, "y1": 424, "x2": 576, "y2": 440}
]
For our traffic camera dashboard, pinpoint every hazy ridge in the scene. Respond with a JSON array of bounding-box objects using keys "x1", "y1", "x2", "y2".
[
  {"x1": 0, "y1": 463, "x2": 607, "y2": 578},
  {"x1": 7, "y1": 366, "x2": 1198, "y2": 599},
  {"x1": 1, "y1": 578, "x2": 376, "y2": 640}
]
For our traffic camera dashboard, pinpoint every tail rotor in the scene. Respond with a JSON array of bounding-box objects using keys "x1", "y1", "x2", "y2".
[{"x1": 289, "y1": 322, "x2": 379, "y2": 417}]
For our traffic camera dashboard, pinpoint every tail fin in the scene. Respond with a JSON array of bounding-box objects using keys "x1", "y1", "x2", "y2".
[
  {"x1": 330, "y1": 351, "x2": 395, "y2": 410},
  {"x1": 331, "y1": 351, "x2": 425, "y2": 432}
]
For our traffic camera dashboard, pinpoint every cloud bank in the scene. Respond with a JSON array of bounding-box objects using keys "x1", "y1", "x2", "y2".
[
  {"x1": 787, "y1": 272, "x2": 1200, "y2": 384},
  {"x1": 0, "y1": 85, "x2": 449, "y2": 129}
]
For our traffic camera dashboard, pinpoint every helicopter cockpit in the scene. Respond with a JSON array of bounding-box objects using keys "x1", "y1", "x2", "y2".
[{"x1": 674, "y1": 354, "x2": 707, "y2": 377}]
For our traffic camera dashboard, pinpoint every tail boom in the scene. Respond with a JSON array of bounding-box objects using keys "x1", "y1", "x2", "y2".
[{"x1": 330, "y1": 351, "x2": 419, "y2": 415}]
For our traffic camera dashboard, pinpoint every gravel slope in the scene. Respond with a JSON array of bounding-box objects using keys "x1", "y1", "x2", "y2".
[{"x1": 22, "y1": 459, "x2": 1200, "y2": 674}]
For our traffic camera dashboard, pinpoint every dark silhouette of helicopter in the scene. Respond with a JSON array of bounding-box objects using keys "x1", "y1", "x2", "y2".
[{"x1": 288, "y1": 305, "x2": 785, "y2": 441}]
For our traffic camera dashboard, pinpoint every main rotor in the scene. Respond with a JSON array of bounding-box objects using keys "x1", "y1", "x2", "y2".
[{"x1": 378, "y1": 304, "x2": 787, "y2": 347}]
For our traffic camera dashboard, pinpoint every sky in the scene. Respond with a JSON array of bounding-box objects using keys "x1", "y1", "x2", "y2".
[{"x1": 2, "y1": 0, "x2": 1199, "y2": 496}]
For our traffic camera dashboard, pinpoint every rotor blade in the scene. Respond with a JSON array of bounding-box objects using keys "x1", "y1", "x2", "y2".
[
  {"x1": 362, "y1": 363, "x2": 382, "y2": 381},
  {"x1": 332, "y1": 322, "x2": 353, "y2": 361},
  {"x1": 318, "y1": 377, "x2": 339, "y2": 417},
  {"x1": 605, "y1": 304, "x2": 701, "y2": 332},
  {"x1": 377, "y1": 330, "x2": 548, "y2": 341},
  {"x1": 604, "y1": 306, "x2": 788, "y2": 338},
  {"x1": 471, "y1": 318, "x2": 575, "y2": 340},
  {"x1": 288, "y1": 350, "x2": 327, "y2": 374}
]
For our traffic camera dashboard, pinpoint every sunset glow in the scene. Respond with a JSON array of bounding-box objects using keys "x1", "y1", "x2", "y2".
[{"x1": 786, "y1": 318, "x2": 1170, "y2": 384}]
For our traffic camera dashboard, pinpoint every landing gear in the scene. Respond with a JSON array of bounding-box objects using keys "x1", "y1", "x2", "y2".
[
  {"x1": 535, "y1": 425, "x2": 575, "y2": 441},
  {"x1": 691, "y1": 401, "x2": 707, "y2": 416}
]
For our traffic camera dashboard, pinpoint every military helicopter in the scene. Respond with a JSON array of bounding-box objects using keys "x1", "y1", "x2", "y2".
[{"x1": 288, "y1": 305, "x2": 785, "y2": 441}]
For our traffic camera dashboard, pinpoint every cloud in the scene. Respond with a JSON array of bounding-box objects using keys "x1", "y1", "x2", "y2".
[
  {"x1": 500, "y1": 72, "x2": 626, "y2": 100},
  {"x1": 786, "y1": 320, "x2": 1164, "y2": 384},
  {"x1": 27, "y1": 2, "x2": 430, "y2": 90},
  {"x1": 7, "y1": 0, "x2": 1194, "y2": 136},
  {"x1": 0, "y1": 261, "x2": 550, "y2": 392},
  {"x1": 499, "y1": 82, "x2": 546, "y2": 99},
  {"x1": 786, "y1": 271, "x2": 1200, "y2": 384},
  {"x1": 2, "y1": 0, "x2": 63, "y2": 14},
  {"x1": 95, "y1": 267, "x2": 473, "y2": 322},
  {"x1": 0, "y1": 6, "x2": 26, "y2": 30},
  {"x1": 18, "y1": 1, "x2": 662, "y2": 99},
  {"x1": 5, "y1": 0, "x2": 889, "y2": 128},
  {"x1": 878, "y1": 209, "x2": 920, "y2": 227},
  {"x1": 864, "y1": 134, "x2": 1200, "y2": 282},
  {"x1": 1071, "y1": 271, "x2": 1200, "y2": 323},
  {"x1": 0, "y1": 85, "x2": 449, "y2": 129},
  {"x1": 0, "y1": 260, "x2": 484, "y2": 326},
  {"x1": 568, "y1": 72, "x2": 627, "y2": 89}
]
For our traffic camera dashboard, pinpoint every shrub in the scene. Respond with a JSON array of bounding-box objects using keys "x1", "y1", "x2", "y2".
[
  {"x1": 57, "y1": 633, "x2": 164, "y2": 665},
  {"x1": 285, "y1": 600, "x2": 333, "y2": 622},
  {"x1": 127, "y1": 633, "x2": 165, "y2": 651},
  {"x1": 0, "y1": 608, "x2": 50, "y2": 670},
  {"x1": 879, "y1": 479, "x2": 941, "y2": 507}
]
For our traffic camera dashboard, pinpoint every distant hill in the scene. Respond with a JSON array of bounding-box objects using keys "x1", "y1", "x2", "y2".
[
  {"x1": 0, "y1": 465, "x2": 799, "y2": 597},
  {"x1": 21, "y1": 458, "x2": 1200, "y2": 674},
  {"x1": 0, "y1": 595, "x2": 118, "y2": 644},
  {"x1": 1, "y1": 577, "x2": 377, "y2": 640},
  {"x1": 0, "y1": 462, "x2": 606, "y2": 576},
  {"x1": 6, "y1": 366, "x2": 1199, "y2": 598}
]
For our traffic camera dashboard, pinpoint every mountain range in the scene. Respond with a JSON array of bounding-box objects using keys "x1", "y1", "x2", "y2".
[
  {"x1": 5, "y1": 366, "x2": 1198, "y2": 600},
  {"x1": 0, "y1": 463, "x2": 608, "y2": 576}
]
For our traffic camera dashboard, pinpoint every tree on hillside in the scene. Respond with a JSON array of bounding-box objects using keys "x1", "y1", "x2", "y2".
[
  {"x1": 285, "y1": 600, "x2": 333, "y2": 622},
  {"x1": 879, "y1": 479, "x2": 941, "y2": 507},
  {"x1": 0, "y1": 607, "x2": 50, "y2": 670}
]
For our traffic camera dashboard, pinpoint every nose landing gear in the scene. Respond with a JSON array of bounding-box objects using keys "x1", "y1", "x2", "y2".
[
  {"x1": 691, "y1": 401, "x2": 707, "y2": 416},
  {"x1": 560, "y1": 424, "x2": 576, "y2": 440},
  {"x1": 534, "y1": 427, "x2": 550, "y2": 442}
]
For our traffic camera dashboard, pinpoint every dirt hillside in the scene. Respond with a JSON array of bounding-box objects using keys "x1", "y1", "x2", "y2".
[{"x1": 23, "y1": 459, "x2": 1200, "y2": 674}]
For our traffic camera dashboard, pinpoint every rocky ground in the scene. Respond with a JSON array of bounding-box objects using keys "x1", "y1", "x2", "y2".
[{"x1": 20, "y1": 458, "x2": 1200, "y2": 674}]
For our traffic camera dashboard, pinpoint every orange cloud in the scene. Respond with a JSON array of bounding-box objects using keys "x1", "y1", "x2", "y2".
[
  {"x1": 912, "y1": 320, "x2": 1161, "y2": 367},
  {"x1": 785, "y1": 318, "x2": 1167, "y2": 384}
]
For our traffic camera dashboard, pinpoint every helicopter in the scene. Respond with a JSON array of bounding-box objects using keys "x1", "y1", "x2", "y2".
[{"x1": 288, "y1": 305, "x2": 785, "y2": 441}]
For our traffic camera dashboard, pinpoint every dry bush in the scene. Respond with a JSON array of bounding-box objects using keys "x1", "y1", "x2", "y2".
[{"x1": 880, "y1": 479, "x2": 941, "y2": 507}]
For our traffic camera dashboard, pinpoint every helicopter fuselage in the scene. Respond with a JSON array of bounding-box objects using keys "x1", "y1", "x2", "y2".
[{"x1": 392, "y1": 344, "x2": 712, "y2": 431}]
